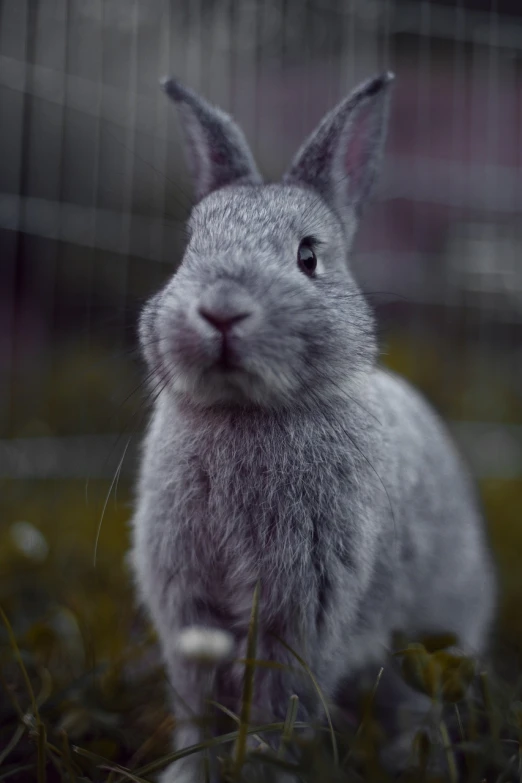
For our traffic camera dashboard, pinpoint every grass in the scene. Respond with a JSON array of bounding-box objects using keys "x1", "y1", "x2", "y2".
[{"x1": 1, "y1": 538, "x2": 522, "y2": 783}]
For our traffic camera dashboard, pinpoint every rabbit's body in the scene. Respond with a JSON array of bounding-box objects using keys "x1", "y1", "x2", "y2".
[
  {"x1": 130, "y1": 76, "x2": 496, "y2": 782},
  {"x1": 133, "y1": 368, "x2": 492, "y2": 675}
]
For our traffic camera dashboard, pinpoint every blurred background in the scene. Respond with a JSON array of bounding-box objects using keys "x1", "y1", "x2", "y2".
[{"x1": 0, "y1": 0, "x2": 522, "y2": 757}]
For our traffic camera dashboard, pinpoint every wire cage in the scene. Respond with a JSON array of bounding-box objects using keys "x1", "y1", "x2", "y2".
[{"x1": 0, "y1": 0, "x2": 521, "y2": 633}]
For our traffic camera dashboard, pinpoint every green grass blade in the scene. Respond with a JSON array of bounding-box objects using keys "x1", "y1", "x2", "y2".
[
  {"x1": 44, "y1": 739, "x2": 83, "y2": 776},
  {"x1": 480, "y1": 670, "x2": 499, "y2": 743},
  {"x1": 0, "y1": 764, "x2": 36, "y2": 781},
  {"x1": 342, "y1": 667, "x2": 384, "y2": 767},
  {"x1": 207, "y1": 699, "x2": 240, "y2": 724},
  {"x1": 440, "y1": 719, "x2": 458, "y2": 783},
  {"x1": 72, "y1": 746, "x2": 138, "y2": 777},
  {"x1": 0, "y1": 606, "x2": 39, "y2": 721},
  {"x1": 454, "y1": 702, "x2": 465, "y2": 742},
  {"x1": 135, "y1": 721, "x2": 309, "y2": 778},
  {"x1": 274, "y1": 635, "x2": 339, "y2": 766},
  {"x1": 278, "y1": 694, "x2": 299, "y2": 758},
  {"x1": 0, "y1": 667, "x2": 25, "y2": 721},
  {"x1": 0, "y1": 724, "x2": 25, "y2": 765},
  {"x1": 208, "y1": 699, "x2": 266, "y2": 748},
  {"x1": 59, "y1": 731, "x2": 77, "y2": 783},
  {"x1": 232, "y1": 581, "x2": 260, "y2": 779}
]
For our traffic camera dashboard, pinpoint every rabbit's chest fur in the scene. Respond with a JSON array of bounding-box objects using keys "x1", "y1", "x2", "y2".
[
  {"x1": 131, "y1": 369, "x2": 496, "y2": 682},
  {"x1": 132, "y1": 394, "x2": 386, "y2": 638}
]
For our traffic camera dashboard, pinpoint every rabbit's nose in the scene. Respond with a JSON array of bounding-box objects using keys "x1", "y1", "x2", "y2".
[{"x1": 198, "y1": 307, "x2": 250, "y2": 333}]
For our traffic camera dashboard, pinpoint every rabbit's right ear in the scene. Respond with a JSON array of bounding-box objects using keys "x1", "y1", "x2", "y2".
[
  {"x1": 284, "y1": 73, "x2": 394, "y2": 232},
  {"x1": 162, "y1": 78, "x2": 262, "y2": 203}
]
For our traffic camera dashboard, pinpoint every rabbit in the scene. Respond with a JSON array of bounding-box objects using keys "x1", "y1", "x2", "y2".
[{"x1": 129, "y1": 72, "x2": 497, "y2": 783}]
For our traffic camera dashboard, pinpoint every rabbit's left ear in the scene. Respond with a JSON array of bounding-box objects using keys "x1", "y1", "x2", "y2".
[
  {"x1": 284, "y1": 73, "x2": 394, "y2": 228},
  {"x1": 162, "y1": 78, "x2": 262, "y2": 203}
]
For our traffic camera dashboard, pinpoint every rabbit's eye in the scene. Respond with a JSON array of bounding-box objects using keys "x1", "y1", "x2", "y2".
[{"x1": 297, "y1": 239, "x2": 317, "y2": 277}]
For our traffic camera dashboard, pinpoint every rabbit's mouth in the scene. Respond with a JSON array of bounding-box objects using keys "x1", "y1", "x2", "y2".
[
  {"x1": 205, "y1": 343, "x2": 251, "y2": 384},
  {"x1": 214, "y1": 334, "x2": 243, "y2": 372},
  {"x1": 181, "y1": 328, "x2": 258, "y2": 400},
  {"x1": 158, "y1": 308, "x2": 294, "y2": 406}
]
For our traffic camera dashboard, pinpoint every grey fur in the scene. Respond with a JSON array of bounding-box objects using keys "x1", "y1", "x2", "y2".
[
  {"x1": 284, "y1": 72, "x2": 394, "y2": 227},
  {"x1": 130, "y1": 74, "x2": 497, "y2": 782},
  {"x1": 161, "y1": 78, "x2": 262, "y2": 202}
]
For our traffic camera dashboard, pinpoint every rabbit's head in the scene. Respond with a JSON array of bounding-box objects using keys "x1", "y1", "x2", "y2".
[{"x1": 140, "y1": 74, "x2": 393, "y2": 409}]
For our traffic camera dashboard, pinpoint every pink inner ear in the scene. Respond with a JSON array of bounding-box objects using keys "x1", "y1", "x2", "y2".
[
  {"x1": 344, "y1": 103, "x2": 374, "y2": 192},
  {"x1": 210, "y1": 145, "x2": 227, "y2": 170}
]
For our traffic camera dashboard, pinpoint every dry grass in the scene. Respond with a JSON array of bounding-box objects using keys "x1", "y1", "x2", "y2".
[{"x1": 1, "y1": 521, "x2": 521, "y2": 783}]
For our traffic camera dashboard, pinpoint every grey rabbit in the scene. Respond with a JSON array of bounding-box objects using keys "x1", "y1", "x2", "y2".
[{"x1": 130, "y1": 72, "x2": 497, "y2": 782}]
